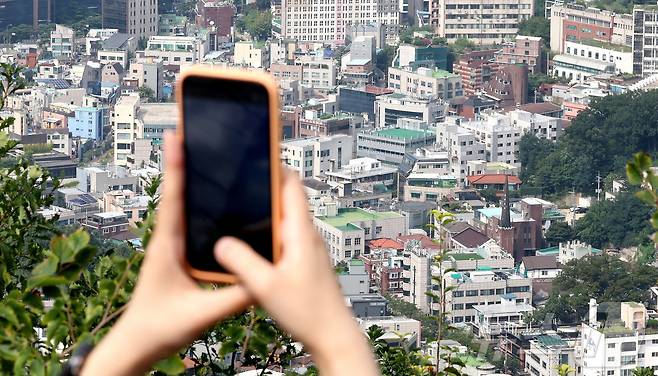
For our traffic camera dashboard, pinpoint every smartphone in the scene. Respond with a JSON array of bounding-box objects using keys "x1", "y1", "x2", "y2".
[{"x1": 178, "y1": 68, "x2": 281, "y2": 283}]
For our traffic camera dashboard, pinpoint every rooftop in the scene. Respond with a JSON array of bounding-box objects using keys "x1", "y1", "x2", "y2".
[
  {"x1": 317, "y1": 208, "x2": 403, "y2": 230},
  {"x1": 577, "y1": 39, "x2": 632, "y2": 53},
  {"x1": 373, "y1": 127, "x2": 434, "y2": 141},
  {"x1": 536, "y1": 334, "x2": 568, "y2": 347},
  {"x1": 447, "y1": 252, "x2": 484, "y2": 261}
]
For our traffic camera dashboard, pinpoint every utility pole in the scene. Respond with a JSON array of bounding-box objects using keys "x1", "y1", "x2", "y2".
[{"x1": 595, "y1": 172, "x2": 602, "y2": 202}]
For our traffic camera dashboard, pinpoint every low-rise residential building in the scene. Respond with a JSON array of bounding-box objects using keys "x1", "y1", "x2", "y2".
[
  {"x1": 83, "y1": 212, "x2": 130, "y2": 239},
  {"x1": 68, "y1": 106, "x2": 106, "y2": 141},
  {"x1": 387, "y1": 66, "x2": 463, "y2": 100},
  {"x1": 525, "y1": 334, "x2": 578, "y2": 376},
  {"x1": 281, "y1": 134, "x2": 353, "y2": 179},
  {"x1": 519, "y1": 255, "x2": 560, "y2": 279},
  {"x1": 473, "y1": 295, "x2": 534, "y2": 339},
  {"x1": 357, "y1": 127, "x2": 436, "y2": 166},
  {"x1": 145, "y1": 36, "x2": 207, "y2": 66},
  {"x1": 454, "y1": 50, "x2": 499, "y2": 97},
  {"x1": 98, "y1": 50, "x2": 129, "y2": 69},
  {"x1": 76, "y1": 166, "x2": 139, "y2": 194},
  {"x1": 298, "y1": 58, "x2": 337, "y2": 89},
  {"x1": 466, "y1": 174, "x2": 522, "y2": 194},
  {"x1": 338, "y1": 259, "x2": 370, "y2": 295},
  {"x1": 375, "y1": 93, "x2": 446, "y2": 128},
  {"x1": 234, "y1": 41, "x2": 269, "y2": 68},
  {"x1": 325, "y1": 157, "x2": 397, "y2": 191},
  {"x1": 494, "y1": 36, "x2": 544, "y2": 74},
  {"x1": 313, "y1": 207, "x2": 408, "y2": 264},
  {"x1": 394, "y1": 44, "x2": 449, "y2": 70},
  {"x1": 125, "y1": 57, "x2": 165, "y2": 101},
  {"x1": 444, "y1": 270, "x2": 533, "y2": 323},
  {"x1": 403, "y1": 172, "x2": 457, "y2": 202},
  {"x1": 50, "y1": 24, "x2": 75, "y2": 58},
  {"x1": 356, "y1": 316, "x2": 422, "y2": 348},
  {"x1": 103, "y1": 190, "x2": 149, "y2": 225}
]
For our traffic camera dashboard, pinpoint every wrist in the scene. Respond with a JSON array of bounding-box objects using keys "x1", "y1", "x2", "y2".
[{"x1": 81, "y1": 315, "x2": 160, "y2": 376}]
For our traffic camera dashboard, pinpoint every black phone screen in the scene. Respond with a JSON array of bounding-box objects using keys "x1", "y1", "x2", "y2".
[{"x1": 182, "y1": 75, "x2": 272, "y2": 273}]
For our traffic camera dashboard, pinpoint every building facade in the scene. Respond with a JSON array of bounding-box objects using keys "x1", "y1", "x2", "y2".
[
  {"x1": 633, "y1": 6, "x2": 658, "y2": 77},
  {"x1": 281, "y1": 134, "x2": 353, "y2": 178},
  {"x1": 387, "y1": 66, "x2": 463, "y2": 100},
  {"x1": 431, "y1": 0, "x2": 534, "y2": 44},
  {"x1": 375, "y1": 93, "x2": 446, "y2": 128},
  {"x1": 494, "y1": 35, "x2": 543, "y2": 74},
  {"x1": 102, "y1": 0, "x2": 159, "y2": 39}
]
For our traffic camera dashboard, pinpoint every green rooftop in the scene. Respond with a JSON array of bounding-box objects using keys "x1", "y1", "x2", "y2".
[
  {"x1": 447, "y1": 252, "x2": 484, "y2": 261},
  {"x1": 350, "y1": 259, "x2": 365, "y2": 266},
  {"x1": 536, "y1": 335, "x2": 568, "y2": 347},
  {"x1": 579, "y1": 39, "x2": 631, "y2": 53},
  {"x1": 431, "y1": 69, "x2": 458, "y2": 78},
  {"x1": 317, "y1": 208, "x2": 403, "y2": 231},
  {"x1": 454, "y1": 354, "x2": 487, "y2": 367},
  {"x1": 374, "y1": 127, "x2": 434, "y2": 141}
]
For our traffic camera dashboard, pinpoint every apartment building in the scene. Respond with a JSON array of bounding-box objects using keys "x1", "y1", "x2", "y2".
[
  {"x1": 494, "y1": 35, "x2": 543, "y2": 74},
  {"x1": 564, "y1": 39, "x2": 633, "y2": 74},
  {"x1": 50, "y1": 24, "x2": 75, "y2": 58},
  {"x1": 394, "y1": 44, "x2": 449, "y2": 70},
  {"x1": 102, "y1": 0, "x2": 159, "y2": 39},
  {"x1": 387, "y1": 66, "x2": 463, "y2": 100},
  {"x1": 453, "y1": 50, "x2": 499, "y2": 96},
  {"x1": 472, "y1": 295, "x2": 534, "y2": 339},
  {"x1": 298, "y1": 57, "x2": 337, "y2": 89},
  {"x1": 435, "y1": 122, "x2": 486, "y2": 182},
  {"x1": 579, "y1": 300, "x2": 658, "y2": 375},
  {"x1": 112, "y1": 94, "x2": 140, "y2": 166},
  {"x1": 103, "y1": 190, "x2": 149, "y2": 225},
  {"x1": 98, "y1": 50, "x2": 129, "y2": 69},
  {"x1": 357, "y1": 127, "x2": 436, "y2": 165},
  {"x1": 443, "y1": 270, "x2": 533, "y2": 323},
  {"x1": 525, "y1": 334, "x2": 578, "y2": 376},
  {"x1": 549, "y1": 1, "x2": 634, "y2": 53},
  {"x1": 68, "y1": 106, "x2": 106, "y2": 141},
  {"x1": 552, "y1": 53, "x2": 616, "y2": 82},
  {"x1": 431, "y1": 0, "x2": 534, "y2": 44},
  {"x1": 281, "y1": 134, "x2": 353, "y2": 178},
  {"x1": 281, "y1": 0, "x2": 400, "y2": 44},
  {"x1": 313, "y1": 207, "x2": 407, "y2": 264},
  {"x1": 375, "y1": 93, "x2": 446, "y2": 128},
  {"x1": 144, "y1": 36, "x2": 206, "y2": 66},
  {"x1": 438, "y1": 110, "x2": 561, "y2": 168},
  {"x1": 83, "y1": 212, "x2": 130, "y2": 239},
  {"x1": 632, "y1": 6, "x2": 658, "y2": 76}
]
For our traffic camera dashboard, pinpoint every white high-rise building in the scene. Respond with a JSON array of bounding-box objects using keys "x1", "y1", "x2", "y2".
[
  {"x1": 633, "y1": 6, "x2": 658, "y2": 77},
  {"x1": 112, "y1": 94, "x2": 141, "y2": 166},
  {"x1": 431, "y1": 0, "x2": 534, "y2": 44},
  {"x1": 281, "y1": 0, "x2": 400, "y2": 45}
]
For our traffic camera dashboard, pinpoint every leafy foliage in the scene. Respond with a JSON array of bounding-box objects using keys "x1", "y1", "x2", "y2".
[
  {"x1": 574, "y1": 192, "x2": 653, "y2": 248},
  {"x1": 519, "y1": 90, "x2": 658, "y2": 195},
  {"x1": 236, "y1": 9, "x2": 272, "y2": 41},
  {"x1": 517, "y1": 16, "x2": 550, "y2": 42},
  {"x1": 530, "y1": 254, "x2": 658, "y2": 324},
  {"x1": 544, "y1": 222, "x2": 575, "y2": 246}
]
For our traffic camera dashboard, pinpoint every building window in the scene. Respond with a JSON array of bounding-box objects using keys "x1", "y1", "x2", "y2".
[
  {"x1": 345, "y1": 238, "x2": 351, "y2": 246},
  {"x1": 354, "y1": 238, "x2": 361, "y2": 245}
]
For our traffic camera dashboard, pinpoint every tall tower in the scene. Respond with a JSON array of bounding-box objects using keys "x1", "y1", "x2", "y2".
[{"x1": 500, "y1": 174, "x2": 512, "y2": 229}]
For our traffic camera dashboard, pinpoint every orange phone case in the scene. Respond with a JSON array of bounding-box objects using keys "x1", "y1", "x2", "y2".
[{"x1": 176, "y1": 67, "x2": 282, "y2": 283}]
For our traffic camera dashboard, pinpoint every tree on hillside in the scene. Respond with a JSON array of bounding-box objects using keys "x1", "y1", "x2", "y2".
[
  {"x1": 376, "y1": 45, "x2": 397, "y2": 75},
  {"x1": 545, "y1": 222, "x2": 575, "y2": 246},
  {"x1": 517, "y1": 16, "x2": 550, "y2": 42},
  {"x1": 574, "y1": 192, "x2": 653, "y2": 248},
  {"x1": 532, "y1": 254, "x2": 658, "y2": 324},
  {"x1": 520, "y1": 89, "x2": 658, "y2": 195},
  {"x1": 236, "y1": 9, "x2": 272, "y2": 41}
]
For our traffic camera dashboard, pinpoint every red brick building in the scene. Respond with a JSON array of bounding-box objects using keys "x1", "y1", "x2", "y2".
[
  {"x1": 361, "y1": 239, "x2": 404, "y2": 296},
  {"x1": 494, "y1": 36, "x2": 544, "y2": 74},
  {"x1": 453, "y1": 50, "x2": 499, "y2": 97},
  {"x1": 196, "y1": 0, "x2": 236, "y2": 37}
]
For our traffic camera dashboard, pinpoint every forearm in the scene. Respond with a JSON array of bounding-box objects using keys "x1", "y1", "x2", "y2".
[
  {"x1": 81, "y1": 318, "x2": 160, "y2": 376},
  {"x1": 308, "y1": 314, "x2": 380, "y2": 376}
]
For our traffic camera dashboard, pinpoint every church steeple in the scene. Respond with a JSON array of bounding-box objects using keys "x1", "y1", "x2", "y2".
[{"x1": 500, "y1": 174, "x2": 512, "y2": 228}]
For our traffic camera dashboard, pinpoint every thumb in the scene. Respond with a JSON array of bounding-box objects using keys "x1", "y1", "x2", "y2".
[{"x1": 214, "y1": 237, "x2": 275, "y2": 298}]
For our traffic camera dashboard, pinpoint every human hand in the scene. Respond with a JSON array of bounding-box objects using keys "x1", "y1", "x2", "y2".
[
  {"x1": 82, "y1": 132, "x2": 252, "y2": 376},
  {"x1": 215, "y1": 173, "x2": 379, "y2": 376}
]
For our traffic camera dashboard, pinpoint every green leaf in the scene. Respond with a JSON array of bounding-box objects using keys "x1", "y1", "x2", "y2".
[
  {"x1": 152, "y1": 354, "x2": 185, "y2": 375},
  {"x1": 50, "y1": 236, "x2": 74, "y2": 265},
  {"x1": 13, "y1": 351, "x2": 30, "y2": 375},
  {"x1": 30, "y1": 357, "x2": 46, "y2": 376},
  {"x1": 0, "y1": 303, "x2": 20, "y2": 326},
  {"x1": 0, "y1": 344, "x2": 19, "y2": 361},
  {"x1": 27, "y1": 165, "x2": 42, "y2": 180},
  {"x1": 636, "y1": 190, "x2": 656, "y2": 206},
  {"x1": 27, "y1": 275, "x2": 68, "y2": 290},
  {"x1": 68, "y1": 229, "x2": 91, "y2": 254},
  {"x1": 31, "y1": 254, "x2": 59, "y2": 277},
  {"x1": 636, "y1": 152, "x2": 653, "y2": 171},
  {"x1": 627, "y1": 162, "x2": 643, "y2": 185},
  {"x1": 22, "y1": 290, "x2": 44, "y2": 311}
]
